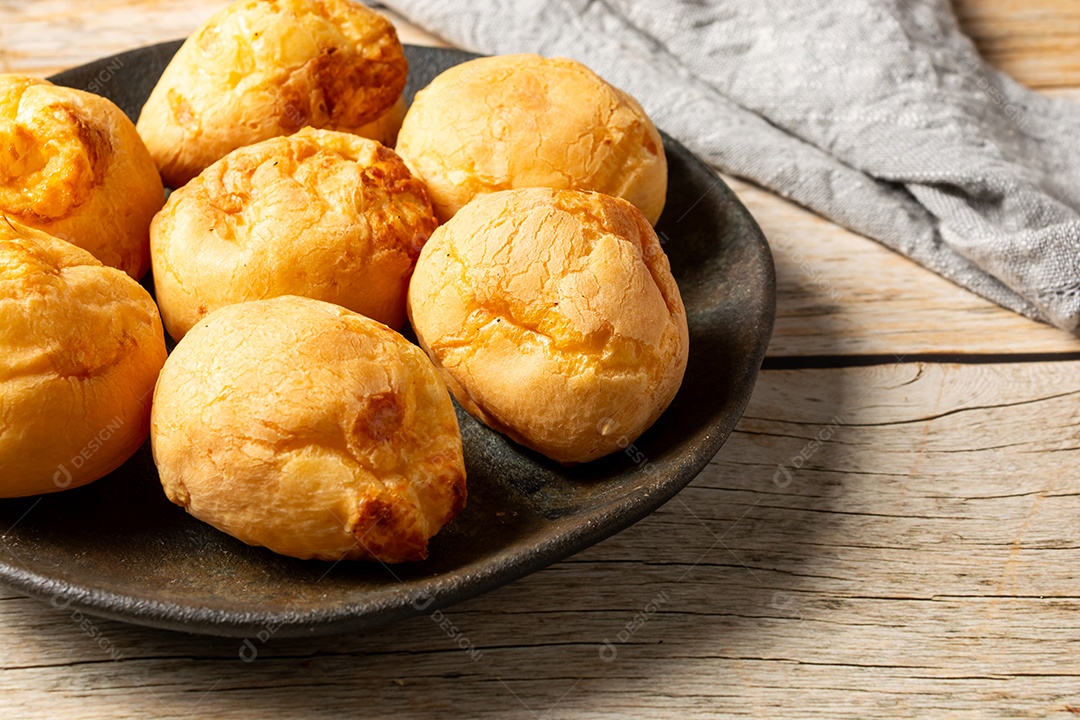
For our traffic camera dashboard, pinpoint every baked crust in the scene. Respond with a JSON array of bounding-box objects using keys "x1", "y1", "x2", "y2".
[
  {"x1": 136, "y1": 0, "x2": 408, "y2": 187},
  {"x1": 396, "y1": 54, "x2": 667, "y2": 224},
  {"x1": 151, "y1": 295, "x2": 467, "y2": 563},
  {"x1": 150, "y1": 127, "x2": 436, "y2": 341},
  {"x1": 0, "y1": 220, "x2": 167, "y2": 496},
  {"x1": 407, "y1": 188, "x2": 688, "y2": 464},
  {"x1": 0, "y1": 75, "x2": 164, "y2": 278}
]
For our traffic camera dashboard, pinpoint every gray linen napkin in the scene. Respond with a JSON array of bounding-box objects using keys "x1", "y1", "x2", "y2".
[{"x1": 380, "y1": 0, "x2": 1080, "y2": 332}]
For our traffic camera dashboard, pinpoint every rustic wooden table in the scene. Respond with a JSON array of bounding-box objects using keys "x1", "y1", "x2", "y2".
[{"x1": 2, "y1": 1, "x2": 1080, "y2": 717}]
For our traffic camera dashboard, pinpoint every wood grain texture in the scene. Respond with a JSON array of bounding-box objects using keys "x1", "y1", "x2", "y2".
[
  {"x1": 0, "y1": 0, "x2": 446, "y2": 78},
  {"x1": 1, "y1": 2, "x2": 1080, "y2": 718},
  {"x1": 3, "y1": 362, "x2": 1080, "y2": 718},
  {"x1": 2, "y1": 1, "x2": 1076, "y2": 88},
  {"x1": 954, "y1": 0, "x2": 1080, "y2": 88}
]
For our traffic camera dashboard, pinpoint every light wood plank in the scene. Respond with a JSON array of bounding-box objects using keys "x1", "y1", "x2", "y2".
[
  {"x1": 2, "y1": 3, "x2": 1080, "y2": 716},
  {"x1": 2, "y1": 362, "x2": 1080, "y2": 718},
  {"x1": 0, "y1": 1, "x2": 445, "y2": 78},
  {"x1": 4, "y1": 2, "x2": 1078, "y2": 90},
  {"x1": 955, "y1": 0, "x2": 1080, "y2": 89}
]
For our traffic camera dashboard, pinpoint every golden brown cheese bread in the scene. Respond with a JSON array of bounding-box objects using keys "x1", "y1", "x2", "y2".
[
  {"x1": 0, "y1": 220, "x2": 167, "y2": 497},
  {"x1": 151, "y1": 295, "x2": 467, "y2": 563},
  {"x1": 0, "y1": 75, "x2": 164, "y2": 279},
  {"x1": 136, "y1": 0, "x2": 408, "y2": 188},
  {"x1": 396, "y1": 54, "x2": 667, "y2": 224},
  {"x1": 150, "y1": 127, "x2": 436, "y2": 341},
  {"x1": 408, "y1": 188, "x2": 688, "y2": 464}
]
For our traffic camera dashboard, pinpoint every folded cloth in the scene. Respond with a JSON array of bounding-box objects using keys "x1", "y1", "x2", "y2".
[{"x1": 380, "y1": 0, "x2": 1080, "y2": 332}]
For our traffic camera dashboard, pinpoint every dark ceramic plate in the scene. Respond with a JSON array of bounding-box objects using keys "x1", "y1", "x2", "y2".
[{"x1": 0, "y1": 43, "x2": 774, "y2": 638}]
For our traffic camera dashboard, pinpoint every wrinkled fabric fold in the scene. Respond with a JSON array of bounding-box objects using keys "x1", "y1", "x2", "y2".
[{"x1": 382, "y1": 0, "x2": 1080, "y2": 332}]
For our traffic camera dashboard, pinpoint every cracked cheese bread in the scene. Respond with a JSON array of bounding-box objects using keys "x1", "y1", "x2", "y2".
[
  {"x1": 0, "y1": 75, "x2": 164, "y2": 279},
  {"x1": 396, "y1": 54, "x2": 667, "y2": 225},
  {"x1": 0, "y1": 220, "x2": 167, "y2": 497},
  {"x1": 149, "y1": 127, "x2": 436, "y2": 341},
  {"x1": 407, "y1": 188, "x2": 688, "y2": 464},
  {"x1": 150, "y1": 295, "x2": 467, "y2": 563},
  {"x1": 136, "y1": 0, "x2": 408, "y2": 188}
]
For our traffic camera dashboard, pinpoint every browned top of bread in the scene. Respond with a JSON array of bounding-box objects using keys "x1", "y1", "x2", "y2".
[
  {"x1": 396, "y1": 54, "x2": 667, "y2": 224},
  {"x1": 137, "y1": 0, "x2": 408, "y2": 187},
  {"x1": 0, "y1": 76, "x2": 109, "y2": 223},
  {"x1": 150, "y1": 127, "x2": 436, "y2": 339},
  {"x1": 407, "y1": 188, "x2": 688, "y2": 463},
  {"x1": 0, "y1": 75, "x2": 163, "y2": 278},
  {"x1": 152, "y1": 295, "x2": 466, "y2": 562}
]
